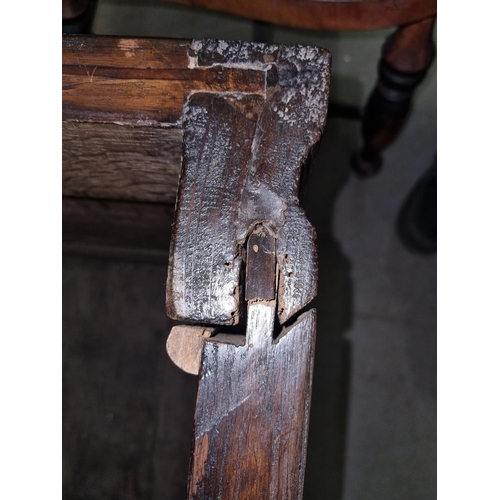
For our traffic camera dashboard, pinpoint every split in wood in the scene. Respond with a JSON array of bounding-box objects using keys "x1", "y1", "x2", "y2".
[{"x1": 167, "y1": 225, "x2": 315, "y2": 378}]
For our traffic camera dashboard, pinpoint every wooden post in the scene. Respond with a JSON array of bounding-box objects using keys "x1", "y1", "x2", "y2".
[{"x1": 165, "y1": 40, "x2": 330, "y2": 498}]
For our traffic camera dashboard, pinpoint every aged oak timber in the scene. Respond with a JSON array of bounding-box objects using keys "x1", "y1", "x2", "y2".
[
  {"x1": 184, "y1": 228, "x2": 317, "y2": 499},
  {"x1": 63, "y1": 36, "x2": 265, "y2": 203},
  {"x1": 188, "y1": 254, "x2": 316, "y2": 498},
  {"x1": 164, "y1": 40, "x2": 330, "y2": 498},
  {"x1": 165, "y1": 41, "x2": 329, "y2": 327},
  {"x1": 63, "y1": 35, "x2": 330, "y2": 497}
]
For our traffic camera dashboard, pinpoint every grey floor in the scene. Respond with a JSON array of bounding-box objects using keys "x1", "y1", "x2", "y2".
[{"x1": 64, "y1": 3, "x2": 436, "y2": 499}]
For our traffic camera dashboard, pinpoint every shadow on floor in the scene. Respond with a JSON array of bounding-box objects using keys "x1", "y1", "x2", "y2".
[{"x1": 302, "y1": 110, "x2": 362, "y2": 499}]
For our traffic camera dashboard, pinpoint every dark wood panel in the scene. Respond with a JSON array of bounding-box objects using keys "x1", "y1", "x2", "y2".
[
  {"x1": 62, "y1": 36, "x2": 269, "y2": 203},
  {"x1": 63, "y1": 122, "x2": 182, "y2": 203},
  {"x1": 63, "y1": 36, "x2": 331, "y2": 498},
  {"x1": 62, "y1": 197, "x2": 174, "y2": 263},
  {"x1": 63, "y1": 255, "x2": 197, "y2": 499}
]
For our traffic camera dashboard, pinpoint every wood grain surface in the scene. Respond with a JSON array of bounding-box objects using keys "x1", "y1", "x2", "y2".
[
  {"x1": 164, "y1": 40, "x2": 330, "y2": 498},
  {"x1": 166, "y1": 40, "x2": 329, "y2": 326},
  {"x1": 183, "y1": 222, "x2": 317, "y2": 498},
  {"x1": 63, "y1": 36, "x2": 265, "y2": 125},
  {"x1": 189, "y1": 307, "x2": 316, "y2": 499},
  {"x1": 63, "y1": 256, "x2": 198, "y2": 500},
  {"x1": 63, "y1": 35, "x2": 330, "y2": 498},
  {"x1": 63, "y1": 122, "x2": 182, "y2": 203},
  {"x1": 62, "y1": 36, "x2": 267, "y2": 202}
]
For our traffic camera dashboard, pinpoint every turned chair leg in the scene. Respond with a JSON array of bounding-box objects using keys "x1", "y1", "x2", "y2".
[
  {"x1": 62, "y1": 0, "x2": 98, "y2": 34},
  {"x1": 353, "y1": 16, "x2": 436, "y2": 178}
]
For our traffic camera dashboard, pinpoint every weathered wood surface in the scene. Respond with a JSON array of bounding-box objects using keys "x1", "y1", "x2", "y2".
[
  {"x1": 63, "y1": 123, "x2": 182, "y2": 203},
  {"x1": 164, "y1": 40, "x2": 330, "y2": 498},
  {"x1": 165, "y1": 0, "x2": 436, "y2": 31},
  {"x1": 166, "y1": 40, "x2": 329, "y2": 326},
  {"x1": 62, "y1": 35, "x2": 330, "y2": 498},
  {"x1": 186, "y1": 225, "x2": 317, "y2": 499},
  {"x1": 190, "y1": 308, "x2": 316, "y2": 499},
  {"x1": 63, "y1": 255, "x2": 198, "y2": 500},
  {"x1": 63, "y1": 36, "x2": 265, "y2": 124},
  {"x1": 62, "y1": 36, "x2": 266, "y2": 203}
]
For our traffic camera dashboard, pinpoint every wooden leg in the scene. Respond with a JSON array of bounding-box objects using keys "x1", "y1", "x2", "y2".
[
  {"x1": 353, "y1": 16, "x2": 436, "y2": 178},
  {"x1": 165, "y1": 40, "x2": 330, "y2": 498},
  {"x1": 62, "y1": 0, "x2": 98, "y2": 34}
]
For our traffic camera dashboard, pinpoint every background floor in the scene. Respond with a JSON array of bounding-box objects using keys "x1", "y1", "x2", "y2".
[{"x1": 63, "y1": 3, "x2": 437, "y2": 498}]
